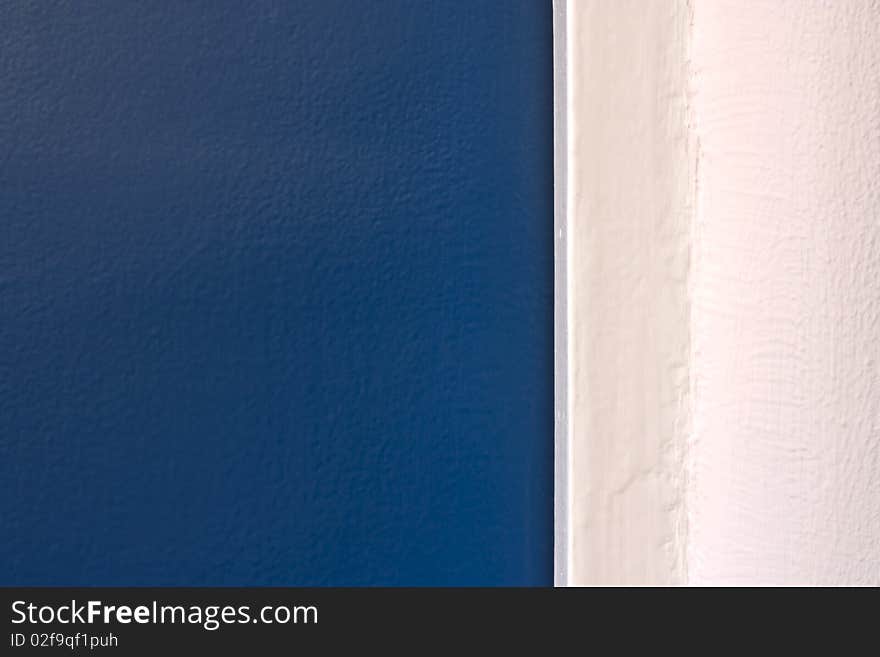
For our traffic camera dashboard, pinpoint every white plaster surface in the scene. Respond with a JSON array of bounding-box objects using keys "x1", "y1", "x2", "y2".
[
  {"x1": 563, "y1": 0, "x2": 880, "y2": 585},
  {"x1": 689, "y1": 0, "x2": 880, "y2": 585}
]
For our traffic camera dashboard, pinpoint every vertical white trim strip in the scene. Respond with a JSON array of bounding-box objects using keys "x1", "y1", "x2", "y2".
[
  {"x1": 560, "y1": 0, "x2": 693, "y2": 585},
  {"x1": 552, "y1": 0, "x2": 570, "y2": 587}
]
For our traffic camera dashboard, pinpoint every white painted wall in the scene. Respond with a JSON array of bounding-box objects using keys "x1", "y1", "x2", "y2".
[
  {"x1": 689, "y1": 0, "x2": 880, "y2": 585},
  {"x1": 561, "y1": 0, "x2": 880, "y2": 585}
]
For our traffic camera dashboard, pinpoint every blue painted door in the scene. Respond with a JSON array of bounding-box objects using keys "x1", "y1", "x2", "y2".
[{"x1": 1, "y1": 1, "x2": 553, "y2": 585}]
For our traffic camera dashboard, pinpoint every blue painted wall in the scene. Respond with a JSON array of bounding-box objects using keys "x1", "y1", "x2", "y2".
[{"x1": 0, "y1": 1, "x2": 553, "y2": 585}]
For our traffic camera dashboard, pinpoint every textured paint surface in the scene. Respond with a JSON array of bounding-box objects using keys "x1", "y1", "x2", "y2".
[
  {"x1": 689, "y1": 0, "x2": 880, "y2": 584},
  {"x1": 565, "y1": 0, "x2": 692, "y2": 585},
  {"x1": 565, "y1": 0, "x2": 880, "y2": 585},
  {"x1": 0, "y1": 1, "x2": 553, "y2": 585}
]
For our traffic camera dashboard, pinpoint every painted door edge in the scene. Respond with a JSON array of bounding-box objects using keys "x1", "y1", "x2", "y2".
[{"x1": 552, "y1": 0, "x2": 570, "y2": 588}]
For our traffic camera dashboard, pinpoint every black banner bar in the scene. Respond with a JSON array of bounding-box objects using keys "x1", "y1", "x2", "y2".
[{"x1": 2, "y1": 587, "x2": 583, "y2": 653}]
